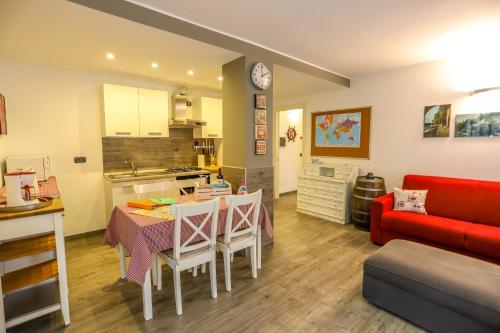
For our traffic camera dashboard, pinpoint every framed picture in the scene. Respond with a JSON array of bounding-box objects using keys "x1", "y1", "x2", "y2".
[
  {"x1": 255, "y1": 140, "x2": 267, "y2": 155},
  {"x1": 255, "y1": 94, "x2": 266, "y2": 109},
  {"x1": 255, "y1": 125, "x2": 267, "y2": 139},
  {"x1": 279, "y1": 137, "x2": 286, "y2": 147},
  {"x1": 254, "y1": 109, "x2": 266, "y2": 124},
  {"x1": 311, "y1": 107, "x2": 371, "y2": 158},
  {"x1": 423, "y1": 104, "x2": 451, "y2": 137},
  {"x1": 0, "y1": 93, "x2": 6, "y2": 135},
  {"x1": 455, "y1": 111, "x2": 500, "y2": 137}
]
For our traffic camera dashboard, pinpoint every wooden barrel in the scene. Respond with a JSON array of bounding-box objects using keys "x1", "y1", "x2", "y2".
[{"x1": 351, "y1": 173, "x2": 386, "y2": 230}]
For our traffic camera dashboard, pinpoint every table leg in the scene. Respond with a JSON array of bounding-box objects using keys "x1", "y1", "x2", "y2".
[
  {"x1": 118, "y1": 243, "x2": 126, "y2": 279},
  {"x1": 0, "y1": 270, "x2": 5, "y2": 333},
  {"x1": 257, "y1": 228, "x2": 262, "y2": 269},
  {"x1": 142, "y1": 269, "x2": 153, "y2": 320},
  {"x1": 54, "y1": 213, "x2": 70, "y2": 326}
]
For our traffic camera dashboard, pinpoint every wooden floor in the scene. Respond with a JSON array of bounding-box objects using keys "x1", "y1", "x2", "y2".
[{"x1": 9, "y1": 193, "x2": 422, "y2": 333}]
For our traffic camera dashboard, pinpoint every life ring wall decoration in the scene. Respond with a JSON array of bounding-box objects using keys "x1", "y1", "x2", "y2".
[{"x1": 286, "y1": 126, "x2": 297, "y2": 142}]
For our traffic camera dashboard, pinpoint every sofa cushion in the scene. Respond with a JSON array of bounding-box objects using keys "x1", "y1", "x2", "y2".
[
  {"x1": 465, "y1": 224, "x2": 500, "y2": 260},
  {"x1": 475, "y1": 182, "x2": 500, "y2": 227},
  {"x1": 381, "y1": 210, "x2": 472, "y2": 249},
  {"x1": 403, "y1": 175, "x2": 479, "y2": 222}
]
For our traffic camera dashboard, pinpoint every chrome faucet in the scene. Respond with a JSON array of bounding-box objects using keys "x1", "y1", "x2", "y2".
[{"x1": 125, "y1": 160, "x2": 138, "y2": 176}]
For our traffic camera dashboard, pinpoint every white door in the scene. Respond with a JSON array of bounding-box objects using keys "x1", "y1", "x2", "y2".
[{"x1": 278, "y1": 109, "x2": 303, "y2": 194}]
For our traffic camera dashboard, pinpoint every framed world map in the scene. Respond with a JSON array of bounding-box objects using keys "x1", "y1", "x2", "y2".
[{"x1": 311, "y1": 107, "x2": 371, "y2": 158}]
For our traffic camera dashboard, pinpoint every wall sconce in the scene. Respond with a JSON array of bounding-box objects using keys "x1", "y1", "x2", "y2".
[{"x1": 469, "y1": 86, "x2": 500, "y2": 96}]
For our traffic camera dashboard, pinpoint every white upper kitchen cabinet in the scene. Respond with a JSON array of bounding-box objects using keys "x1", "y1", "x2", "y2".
[
  {"x1": 193, "y1": 97, "x2": 223, "y2": 138},
  {"x1": 102, "y1": 84, "x2": 140, "y2": 137},
  {"x1": 102, "y1": 84, "x2": 169, "y2": 137},
  {"x1": 138, "y1": 88, "x2": 169, "y2": 137}
]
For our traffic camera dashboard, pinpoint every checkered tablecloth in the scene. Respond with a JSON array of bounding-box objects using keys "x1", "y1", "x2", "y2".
[{"x1": 104, "y1": 195, "x2": 273, "y2": 286}]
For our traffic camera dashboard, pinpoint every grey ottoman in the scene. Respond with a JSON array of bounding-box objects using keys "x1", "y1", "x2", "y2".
[{"x1": 363, "y1": 240, "x2": 500, "y2": 333}]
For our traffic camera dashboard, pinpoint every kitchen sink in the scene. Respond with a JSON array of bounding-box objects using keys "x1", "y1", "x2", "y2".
[{"x1": 108, "y1": 171, "x2": 174, "y2": 180}]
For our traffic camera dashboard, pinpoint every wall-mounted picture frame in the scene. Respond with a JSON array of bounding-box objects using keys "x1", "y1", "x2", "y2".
[
  {"x1": 255, "y1": 125, "x2": 267, "y2": 139},
  {"x1": 254, "y1": 109, "x2": 266, "y2": 124},
  {"x1": 455, "y1": 111, "x2": 500, "y2": 137},
  {"x1": 311, "y1": 107, "x2": 371, "y2": 158},
  {"x1": 0, "y1": 93, "x2": 7, "y2": 135},
  {"x1": 255, "y1": 94, "x2": 266, "y2": 109},
  {"x1": 255, "y1": 140, "x2": 267, "y2": 155},
  {"x1": 423, "y1": 104, "x2": 451, "y2": 137}
]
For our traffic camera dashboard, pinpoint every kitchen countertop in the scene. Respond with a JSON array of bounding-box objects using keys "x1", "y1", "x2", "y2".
[
  {"x1": 104, "y1": 168, "x2": 210, "y2": 183},
  {"x1": 202, "y1": 165, "x2": 222, "y2": 173},
  {"x1": 0, "y1": 198, "x2": 64, "y2": 221}
]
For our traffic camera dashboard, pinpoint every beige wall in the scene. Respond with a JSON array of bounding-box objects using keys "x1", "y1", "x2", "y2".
[
  {"x1": 276, "y1": 60, "x2": 500, "y2": 190},
  {"x1": 0, "y1": 59, "x2": 219, "y2": 235}
]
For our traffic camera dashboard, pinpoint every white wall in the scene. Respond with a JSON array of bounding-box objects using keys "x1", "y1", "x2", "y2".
[
  {"x1": 276, "y1": 60, "x2": 500, "y2": 191},
  {"x1": 278, "y1": 109, "x2": 303, "y2": 193},
  {"x1": 0, "y1": 59, "x2": 219, "y2": 235}
]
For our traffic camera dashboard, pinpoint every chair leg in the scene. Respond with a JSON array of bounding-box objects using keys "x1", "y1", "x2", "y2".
[
  {"x1": 173, "y1": 267, "x2": 182, "y2": 315},
  {"x1": 250, "y1": 244, "x2": 257, "y2": 279},
  {"x1": 230, "y1": 252, "x2": 234, "y2": 262},
  {"x1": 152, "y1": 255, "x2": 158, "y2": 287},
  {"x1": 209, "y1": 256, "x2": 217, "y2": 299},
  {"x1": 223, "y1": 248, "x2": 232, "y2": 291},
  {"x1": 201, "y1": 263, "x2": 206, "y2": 274},
  {"x1": 156, "y1": 256, "x2": 162, "y2": 291},
  {"x1": 193, "y1": 265, "x2": 198, "y2": 277}
]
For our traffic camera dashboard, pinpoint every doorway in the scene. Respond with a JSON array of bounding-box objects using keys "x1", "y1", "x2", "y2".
[{"x1": 276, "y1": 108, "x2": 303, "y2": 196}]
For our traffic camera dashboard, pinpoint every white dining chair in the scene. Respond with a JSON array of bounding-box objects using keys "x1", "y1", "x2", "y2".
[
  {"x1": 156, "y1": 198, "x2": 220, "y2": 315},
  {"x1": 133, "y1": 181, "x2": 178, "y2": 200},
  {"x1": 216, "y1": 189, "x2": 262, "y2": 292}
]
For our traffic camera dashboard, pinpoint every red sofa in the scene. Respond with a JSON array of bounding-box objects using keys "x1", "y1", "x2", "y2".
[{"x1": 371, "y1": 174, "x2": 500, "y2": 265}]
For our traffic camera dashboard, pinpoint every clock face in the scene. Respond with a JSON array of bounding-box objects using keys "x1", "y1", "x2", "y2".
[{"x1": 251, "y1": 62, "x2": 272, "y2": 90}]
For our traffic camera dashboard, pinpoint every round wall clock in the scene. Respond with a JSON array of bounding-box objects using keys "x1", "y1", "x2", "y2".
[
  {"x1": 251, "y1": 62, "x2": 272, "y2": 90},
  {"x1": 287, "y1": 126, "x2": 297, "y2": 142}
]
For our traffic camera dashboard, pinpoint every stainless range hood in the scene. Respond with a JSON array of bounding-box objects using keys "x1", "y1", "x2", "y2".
[{"x1": 170, "y1": 90, "x2": 206, "y2": 128}]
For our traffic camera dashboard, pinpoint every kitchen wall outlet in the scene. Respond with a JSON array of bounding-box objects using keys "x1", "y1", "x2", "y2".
[{"x1": 74, "y1": 156, "x2": 87, "y2": 164}]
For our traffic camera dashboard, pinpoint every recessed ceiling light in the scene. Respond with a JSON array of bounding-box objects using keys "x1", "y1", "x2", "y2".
[
  {"x1": 151, "y1": 62, "x2": 158, "y2": 69},
  {"x1": 187, "y1": 70, "x2": 194, "y2": 76},
  {"x1": 106, "y1": 52, "x2": 115, "y2": 60},
  {"x1": 218, "y1": 76, "x2": 223, "y2": 81}
]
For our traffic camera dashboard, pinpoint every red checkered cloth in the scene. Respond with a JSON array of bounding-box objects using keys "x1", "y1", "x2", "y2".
[{"x1": 104, "y1": 195, "x2": 273, "y2": 286}]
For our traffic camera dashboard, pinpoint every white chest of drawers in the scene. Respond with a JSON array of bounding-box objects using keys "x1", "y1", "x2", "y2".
[{"x1": 297, "y1": 164, "x2": 359, "y2": 224}]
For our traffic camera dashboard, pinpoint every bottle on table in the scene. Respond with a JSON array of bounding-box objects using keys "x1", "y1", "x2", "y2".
[
  {"x1": 237, "y1": 178, "x2": 248, "y2": 195},
  {"x1": 217, "y1": 168, "x2": 224, "y2": 184}
]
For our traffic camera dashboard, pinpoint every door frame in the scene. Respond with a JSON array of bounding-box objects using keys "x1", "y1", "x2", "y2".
[{"x1": 273, "y1": 103, "x2": 306, "y2": 199}]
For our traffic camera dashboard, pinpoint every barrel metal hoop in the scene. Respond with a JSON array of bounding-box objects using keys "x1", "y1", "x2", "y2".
[
  {"x1": 354, "y1": 187, "x2": 386, "y2": 192},
  {"x1": 352, "y1": 216, "x2": 368, "y2": 223},
  {"x1": 352, "y1": 209, "x2": 370, "y2": 215},
  {"x1": 352, "y1": 194, "x2": 376, "y2": 201},
  {"x1": 358, "y1": 178, "x2": 384, "y2": 183}
]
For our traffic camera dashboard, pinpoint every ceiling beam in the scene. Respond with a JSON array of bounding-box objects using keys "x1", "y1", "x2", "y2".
[{"x1": 67, "y1": 0, "x2": 350, "y2": 87}]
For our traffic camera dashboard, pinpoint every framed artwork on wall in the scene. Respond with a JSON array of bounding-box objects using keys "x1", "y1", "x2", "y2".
[
  {"x1": 255, "y1": 94, "x2": 266, "y2": 109},
  {"x1": 423, "y1": 104, "x2": 451, "y2": 137},
  {"x1": 255, "y1": 125, "x2": 267, "y2": 139},
  {"x1": 255, "y1": 140, "x2": 267, "y2": 155},
  {"x1": 455, "y1": 111, "x2": 500, "y2": 137},
  {"x1": 311, "y1": 107, "x2": 371, "y2": 158},
  {"x1": 254, "y1": 109, "x2": 266, "y2": 124},
  {"x1": 0, "y1": 93, "x2": 7, "y2": 135}
]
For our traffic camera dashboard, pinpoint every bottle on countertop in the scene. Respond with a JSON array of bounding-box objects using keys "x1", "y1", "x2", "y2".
[
  {"x1": 237, "y1": 178, "x2": 248, "y2": 195},
  {"x1": 216, "y1": 168, "x2": 224, "y2": 184}
]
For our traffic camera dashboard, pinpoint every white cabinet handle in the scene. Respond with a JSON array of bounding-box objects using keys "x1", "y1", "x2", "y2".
[
  {"x1": 148, "y1": 132, "x2": 162, "y2": 136},
  {"x1": 208, "y1": 134, "x2": 218, "y2": 137},
  {"x1": 116, "y1": 131, "x2": 131, "y2": 135}
]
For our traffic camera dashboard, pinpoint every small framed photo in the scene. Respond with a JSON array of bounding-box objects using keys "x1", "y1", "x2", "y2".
[
  {"x1": 255, "y1": 125, "x2": 267, "y2": 139},
  {"x1": 255, "y1": 94, "x2": 266, "y2": 109},
  {"x1": 255, "y1": 140, "x2": 267, "y2": 155},
  {"x1": 254, "y1": 109, "x2": 266, "y2": 124}
]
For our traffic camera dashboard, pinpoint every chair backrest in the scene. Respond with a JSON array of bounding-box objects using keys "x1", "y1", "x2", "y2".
[
  {"x1": 224, "y1": 189, "x2": 262, "y2": 243},
  {"x1": 133, "y1": 181, "x2": 177, "y2": 200},
  {"x1": 171, "y1": 198, "x2": 220, "y2": 260}
]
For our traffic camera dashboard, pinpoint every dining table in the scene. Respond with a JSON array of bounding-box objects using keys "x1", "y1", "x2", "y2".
[{"x1": 104, "y1": 194, "x2": 273, "y2": 320}]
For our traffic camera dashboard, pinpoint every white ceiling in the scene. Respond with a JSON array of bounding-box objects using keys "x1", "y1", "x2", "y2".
[{"x1": 130, "y1": 0, "x2": 500, "y2": 77}]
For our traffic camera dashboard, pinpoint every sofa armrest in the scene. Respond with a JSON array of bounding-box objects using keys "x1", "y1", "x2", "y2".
[{"x1": 370, "y1": 193, "x2": 394, "y2": 244}]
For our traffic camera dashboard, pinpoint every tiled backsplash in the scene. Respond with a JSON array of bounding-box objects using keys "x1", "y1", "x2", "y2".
[{"x1": 102, "y1": 129, "x2": 197, "y2": 172}]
